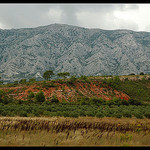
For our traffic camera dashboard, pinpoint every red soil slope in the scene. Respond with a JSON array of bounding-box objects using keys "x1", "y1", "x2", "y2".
[{"x1": 1, "y1": 80, "x2": 130, "y2": 102}]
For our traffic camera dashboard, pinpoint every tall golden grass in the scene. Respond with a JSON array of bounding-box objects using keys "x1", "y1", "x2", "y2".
[{"x1": 0, "y1": 117, "x2": 150, "y2": 146}]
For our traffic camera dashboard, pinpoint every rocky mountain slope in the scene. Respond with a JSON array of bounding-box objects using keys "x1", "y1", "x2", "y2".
[{"x1": 0, "y1": 23, "x2": 150, "y2": 82}]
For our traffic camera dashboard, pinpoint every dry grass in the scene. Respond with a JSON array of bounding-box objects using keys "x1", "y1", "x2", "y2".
[{"x1": 0, "y1": 116, "x2": 150, "y2": 146}]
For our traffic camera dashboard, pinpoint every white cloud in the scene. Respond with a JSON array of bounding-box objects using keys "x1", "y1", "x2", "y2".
[
  {"x1": 0, "y1": 4, "x2": 149, "y2": 32},
  {"x1": 0, "y1": 22, "x2": 4, "y2": 29},
  {"x1": 113, "y1": 4, "x2": 150, "y2": 31},
  {"x1": 47, "y1": 7, "x2": 64, "y2": 23},
  {"x1": 75, "y1": 9, "x2": 138, "y2": 31}
]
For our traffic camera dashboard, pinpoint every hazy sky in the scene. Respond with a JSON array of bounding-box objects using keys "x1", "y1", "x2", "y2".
[{"x1": 0, "y1": 3, "x2": 150, "y2": 32}]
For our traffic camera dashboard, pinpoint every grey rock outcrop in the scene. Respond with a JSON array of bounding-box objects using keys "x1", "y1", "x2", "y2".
[{"x1": 0, "y1": 23, "x2": 150, "y2": 82}]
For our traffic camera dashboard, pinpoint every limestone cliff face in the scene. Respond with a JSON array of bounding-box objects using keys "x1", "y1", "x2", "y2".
[{"x1": 0, "y1": 24, "x2": 150, "y2": 82}]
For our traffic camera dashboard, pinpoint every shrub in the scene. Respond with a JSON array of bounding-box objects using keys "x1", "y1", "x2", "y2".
[
  {"x1": 134, "y1": 112, "x2": 144, "y2": 119},
  {"x1": 42, "y1": 81, "x2": 57, "y2": 89},
  {"x1": 122, "y1": 111, "x2": 132, "y2": 118},
  {"x1": 1, "y1": 110, "x2": 7, "y2": 116},
  {"x1": 19, "y1": 110, "x2": 27, "y2": 117},
  {"x1": 69, "y1": 111, "x2": 79, "y2": 118},
  {"x1": 51, "y1": 95, "x2": 59, "y2": 103},
  {"x1": 29, "y1": 78, "x2": 36, "y2": 83},
  {"x1": 86, "y1": 111, "x2": 95, "y2": 117},
  {"x1": 129, "y1": 73, "x2": 135, "y2": 75},
  {"x1": 144, "y1": 112, "x2": 150, "y2": 118},
  {"x1": 28, "y1": 91, "x2": 35, "y2": 100},
  {"x1": 32, "y1": 110, "x2": 40, "y2": 117},
  {"x1": 78, "y1": 110, "x2": 86, "y2": 116},
  {"x1": 42, "y1": 101, "x2": 51, "y2": 105},
  {"x1": 43, "y1": 110, "x2": 51, "y2": 116},
  {"x1": 68, "y1": 75, "x2": 77, "y2": 85},
  {"x1": 89, "y1": 97, "x2": 104, "y2": 105},
  {"x1": 0, "y1": 90, "x2": 4, "y2": 102},
  {"x1": 120, "y1": 99, "x2": 129, "y2": 105},
  {"x1": 62, "y1": 111, "x2": 70, "y2": 117},
  {"x1": 35, "y1": 91, "x2": 45, "y2": 103},
  {"x1": 140, "y1": 72, "x2": 144, "y2": 75},
  {"x1": 128, "y1": 99, "x2": 142, "y2": 105},
  {"x1": 79, "y1": 75, "x2": 90, "y2": 83},
  {"x1": 17, "y1": 99, "x2": 23, "y2": 104},
  {"x1": 96, "y1": 112, "x2": 104, "y2": 118},
  {"x1": 112, "y1": 112, "x2": 122, "y2": 118},
  {"x1": 77, "y1": 97, "x2": 89, "y2": 105},
  {"x1": 19, "y1": 79, "x2": 27, "y2": 84}
]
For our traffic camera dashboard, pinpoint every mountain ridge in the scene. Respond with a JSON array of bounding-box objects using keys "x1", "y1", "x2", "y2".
[{"x1": 0, "y1": 23, "x2": 150, "y2": 82}]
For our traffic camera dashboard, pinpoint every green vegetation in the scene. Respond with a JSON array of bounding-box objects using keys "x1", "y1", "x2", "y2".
[
  {"x1": 0, "y1": 76, "x2": 3, "y2": 85},
  {"x1": 0, "y1": 74, "x2": 150, "y2": 146},
  {"x1": 102, "y1": 76, "x2": 150, "y2": 102},
  {"x1": 43, "y1": 70, "x2": 54, "y2": 80},
  {"x1": 0, "y1": 74, "x2": 150, "y2": 118},
  {"x1": 35, "y1": 90, "x2": 45, "y2": 103},
  {"x1": 0, "y1": 101, "x2": 150, "y2": 119},
  {"x1": 57, "y1": 72, "x2": 70, "y2": 79}
]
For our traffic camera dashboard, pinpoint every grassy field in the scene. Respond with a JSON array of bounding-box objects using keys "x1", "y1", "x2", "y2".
[
  {"x1": 0, "y1": 75, "x2": 150, "y2": 146},
  {"x1": 0, "y1": 116, "x2": 150, "y2": 146}
]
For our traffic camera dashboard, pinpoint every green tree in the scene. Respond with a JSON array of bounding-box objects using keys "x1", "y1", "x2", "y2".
[
  {"x1": 140, "y1": 72, "x2": 144, "y2": 75},
  {"x1": 68, "y1": 75, "x2": 77, "y2": 85},
  {"x1": 35, "y1": 90, "x2": 45, "y2": 103},
  {"x1": 19, "y1": 79, "x2": 27, "y2": 84},
  {"x1": 57, "y1": 72, "x2": 70, "y2": 79},
  {"x1": 43, "y1": 70, "x2": 54, "y2": 80},
  {"x1": 0, "y1": 76, "x2": 3, "y2": 85}
]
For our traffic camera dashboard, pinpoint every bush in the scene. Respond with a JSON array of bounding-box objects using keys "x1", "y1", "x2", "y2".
[
  {"x1": 78, "y1": 110, "x2": 86, "y2": 116},
  {"x1": 120, "y1": 99, "x2": 129, "y2": 105},
  {"x1": 86, "y1": 111, "x2": 95, "y2": 117},
  {"x1": 0, "y1": 90, "x2": 4, "y2": 102},
  {"x1": 43, "y1": 110, "x2": 51, "y2": 116},
  {"x1": 134, "y1": 112, "x2": 144, "y2": 119},
  {"x1": 29, "y1": 78, "x2": 36, "y2": 83},
  {"x1": 96, "y1": 112, "x2": 104, "y2": 118},
  {"x1": 79, "y1": 75, "x2": 90, "y2": 83},
  {"x1": 42, "y1": 101, "x2": 51, "y2": 105},
  {"x1": 68, "y1": 76, "x2": 77, "y2": 85},
  {"x1": 122, "y1": 111, "x2": 132, "y2": 118},
  {"x1": 106, "y1": 98, "x2": 122, "y2": 106},
  {"x1": 19, "y1": 110, "x2": 27, "y2": 117},
  {"x1": 42, "y1": 81, "x2": 57, "y2": 89},
  {"x1": 89, "y1": 97, "x2": 104, "y2": 105},
  {"x1": 51, "y1": 95, "x2": 59, "y2": 103},
  {"x1": 28, "y1": 91, "x2": 35, "y2": 100},
  {"x1": 62, "y1": 111, "x2": 70, "y2": 117},
  {"x1": 69, "y1": 111, "x2": 79, "y2": 118},
  {"x1": 35, "y1": 91, "x2": 45, "y2": 103},
  {"x1": 128, "y1": 99, "x2": 142, "y2": 105},
  {"x1": 1, "y1": 110, "x2": 7, "y2": 116},
  {"x1": 112, "y1": 112, "x2": 122, "y2": 118},
  {"x1": 144, "y1": 112, "x2": 150, "y2": 118},
  {"x1": 140, "y1": 72, "x2": 144, "y2": 75},
  {"x1": 19, "y1": 79, "x2": 27, "y2": 84}
]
